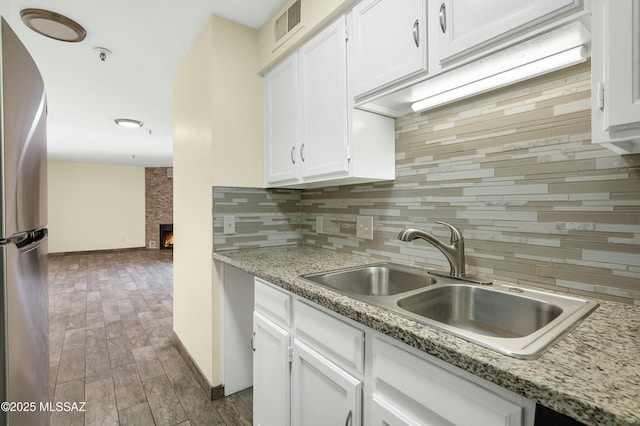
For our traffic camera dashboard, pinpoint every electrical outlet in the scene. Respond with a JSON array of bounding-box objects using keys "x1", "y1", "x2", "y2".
[
  {"x1": 149, "y1": 241, "x2": 157, "y2": 249},
  {"x1": 356, "y1": 215, "x2": 374, "y2": 240},
  {"x1": 316, "y1": 216, "x2": 324, "y2": 234},
  {"x1": 223, "y1": 215, "x2": 236, "y2": 235}
]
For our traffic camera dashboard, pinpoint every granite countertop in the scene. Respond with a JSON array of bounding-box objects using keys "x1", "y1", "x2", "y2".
[{"x1": 213, "y1": 245, "x2": 640, "y2": 426}]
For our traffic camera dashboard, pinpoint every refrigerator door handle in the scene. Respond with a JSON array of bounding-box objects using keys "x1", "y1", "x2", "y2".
[
  {"x1": 0, "y1": 229, "x2": 47, "y2": 247},
  {"x1": 17, "y1": 229, "x2": 47, "y2": 249},
  {"x1": 0, "y1": 231, "x2": 28, "y2": 245}
]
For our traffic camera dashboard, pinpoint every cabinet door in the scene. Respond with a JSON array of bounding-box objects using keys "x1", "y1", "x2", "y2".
[
  {"x1": 253, "y1": 312, "x2": 291, "y2": 426},
  {"x1": 291, "y1": 339, "x2": 361, "y2": 426},
  {"x1": 264, "y1": 53, "x2": 299, "y2": 186},
  {"x1": 350, "y1": 0, "x2": 427, "y2": 97},
  {"x1": 592, "y1": 0, "x2": 640, "y2": 153},
  {"x1": 437, "y1": 0, "x2": 580, "y2": 64},
  {"x1": 299, "y1": 18, "x2": 350, "y2": 180},
  {"x1": 603, "y1": 0, "x2": 640, "y2": 130}
]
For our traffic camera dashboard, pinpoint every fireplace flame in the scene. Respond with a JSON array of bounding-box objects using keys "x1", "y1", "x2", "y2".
[{"x1": 163, "y1": 232, "x2": 174, "y2": 248}]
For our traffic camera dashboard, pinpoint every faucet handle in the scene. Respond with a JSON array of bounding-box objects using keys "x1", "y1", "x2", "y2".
[{"x1": 435, "y1": 221, "x2": 463, "y2": 243}]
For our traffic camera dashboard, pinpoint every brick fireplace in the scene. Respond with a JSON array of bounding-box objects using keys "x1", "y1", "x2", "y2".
[{"x1": 145, "y1": 167, "x2": 173, "y2": 249}]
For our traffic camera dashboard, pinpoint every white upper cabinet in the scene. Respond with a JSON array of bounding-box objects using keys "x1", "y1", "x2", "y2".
[
  {"x1": 436, "y1": 0, "x2": 582, "y2": 65},
  {"x1": 591, "y1": 0, "x2": 640, "y2": 154},
  {"x1": 263, "y1": 53, "x2": 299, "y2": 186},
  {"x1": 263, "y1": 16, "x2": 395, "y2": 189},
  {"x1": 353, "y1": 0, "x2": 589, "y2": 117},
  {"x1": 350, "y1": 0, "x2": 428, "y2": 98},
  {"x1": 299, "y1": 18, "x2": 350, "y2": 180}
]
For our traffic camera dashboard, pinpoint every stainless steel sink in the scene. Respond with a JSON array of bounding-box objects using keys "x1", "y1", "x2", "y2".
[
  {"x1": 300, "y1": 263, "x2": 599, "y2": 359},
  {"x1": 301, "y1": 263, "x2": 437, "y2": 296},
  {"x1": 396, "y1": 285, "x2": 563, "y2": 338}
]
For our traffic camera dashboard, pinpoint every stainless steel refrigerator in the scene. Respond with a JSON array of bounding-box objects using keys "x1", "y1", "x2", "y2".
[{"x1": 0, "y1": 17, "x2": 49, "y2": 426}]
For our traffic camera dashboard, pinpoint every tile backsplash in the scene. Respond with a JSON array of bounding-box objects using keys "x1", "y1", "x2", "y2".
[
  {"x1": 213, "y1": 61, "x2": 640, "y2": 305},
  {"x1": 212, "y1": 187, "x2": 301, "y2": 250}
]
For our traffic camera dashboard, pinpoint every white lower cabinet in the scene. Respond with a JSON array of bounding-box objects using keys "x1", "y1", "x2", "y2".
[
  {"x1": 252, "y1": 312, "x2": 291, "y2": 426},
  {"x1": 253, "y1": 279, "x2": 292, "y2": 426},
  {"x1": 371, "y1": 393, "x2": 424, "y2": 426},
  {"x1": 291, "y1": 340, "x2": 362, "y2": 426},
  {"x1": 253, "y1": 278, "x2": 534, "y2": 426},
  {"x1": 371, "y1": 337, "x2": 530, "y2": 426}
]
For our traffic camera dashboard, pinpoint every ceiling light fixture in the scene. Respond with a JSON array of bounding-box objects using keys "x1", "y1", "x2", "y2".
[
  {"x1": 20, "y1": 9, "x2": 86, "y2": 42},
  {"x1": 115, "y1": 118, "x2": 143, "y2": 128},
  {"x1": 411, "y1": 46, "x2": 587, "y2": 113}
]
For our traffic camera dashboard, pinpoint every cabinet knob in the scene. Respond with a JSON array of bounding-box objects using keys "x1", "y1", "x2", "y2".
[
  {"x1": 439, "y1": 3, "x2": 447, "y2": 34},
  {"x1": 250, "y1": 331, "x2": 256, "y2": 352},
  {"x1": 413, "y1": 19, "x2": 420, "y2": 47},
  {"x1": 300, "y1": 143, "x2": 306, "y2": 162},
  {"x1": 290, "y1": 146, "x2": 296, "y2": 164}
]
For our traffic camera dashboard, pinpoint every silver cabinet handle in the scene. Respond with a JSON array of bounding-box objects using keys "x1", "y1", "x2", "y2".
[
  {"x1": 250, "y1": 331, "x2": 256, "y2": 352},
  {"x1": 300, "y1": 143, "x2": 305, "y2": 162},
  {"x1": 412, "y1": 19, "x2": 420, "y2": 47},
  {"x1": 439, "y1": 3, "x2": 447, "y2": 33},
  {"x1": 290, "y1": 146, "x2": 296, "y2": 164},
  {"x1": 345, "y1": 410, "x2": 353, "y2": 426}
]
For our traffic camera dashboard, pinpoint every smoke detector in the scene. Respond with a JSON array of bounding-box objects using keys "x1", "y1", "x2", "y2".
[{"x1": 94, "y1": 47, "x2": 112, "y2": 62}]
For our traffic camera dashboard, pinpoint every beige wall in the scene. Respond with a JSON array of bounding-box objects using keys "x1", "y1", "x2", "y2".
[
  {"x1": 257, "y1": 0, "x2": 356, "y2": 73},
  {"x1": 47, "y1": 161, "x2": 145, "y2": 253},
  {"x1": 173, "y1": 15, "x2": 262, "y2": 388},
  {"x1": 211, "y1": 18, "x2": 263, "y2": 185}
]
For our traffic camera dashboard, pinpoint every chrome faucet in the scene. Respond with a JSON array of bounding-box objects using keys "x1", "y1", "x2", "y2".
[{"x1": 398, "y1": 221, "x2": 465, "y2": 277}]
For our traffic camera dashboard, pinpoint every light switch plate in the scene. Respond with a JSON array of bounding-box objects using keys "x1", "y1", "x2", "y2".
[
  {"x1": 356, "y1": 215, "x2": 374, "y2": 240},
  {"x1": 316, "y1": 216, "x2": 324, "y2": 234},
  {"x1": 223, "y1": 215, "x2": 236, "y2": 235}
]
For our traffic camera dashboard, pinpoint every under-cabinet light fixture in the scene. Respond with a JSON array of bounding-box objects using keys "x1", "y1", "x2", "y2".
[
  {"x1": 115, "y1": 118, "x2": 143, "y2": 128},
  {"x1": 411, "y1": 45, "x2": 587, "y2": 113}
]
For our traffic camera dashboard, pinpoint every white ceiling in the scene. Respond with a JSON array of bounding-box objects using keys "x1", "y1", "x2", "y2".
[{"x1": 2, "y1": 0, "x2": 284, "y2": 166}]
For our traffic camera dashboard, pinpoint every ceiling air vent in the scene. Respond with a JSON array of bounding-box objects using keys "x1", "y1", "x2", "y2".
[{"x1": 275, "y1": 0, "x2": 301, "y2": 43}]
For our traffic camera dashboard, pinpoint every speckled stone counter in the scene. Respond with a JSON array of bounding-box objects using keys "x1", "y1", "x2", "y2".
[{"x1": 213, "y1": 245, "x2": 640, "y2": 426}]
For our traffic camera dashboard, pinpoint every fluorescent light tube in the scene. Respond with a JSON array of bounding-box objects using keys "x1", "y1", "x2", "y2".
[{"x1": 411, "y1": 45, "x2": 587, "y2": 113}]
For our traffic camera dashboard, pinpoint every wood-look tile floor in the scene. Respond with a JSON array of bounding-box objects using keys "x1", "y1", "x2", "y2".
[{"x1": 48, "y1": 248, "x2": 253, "y2": 426}]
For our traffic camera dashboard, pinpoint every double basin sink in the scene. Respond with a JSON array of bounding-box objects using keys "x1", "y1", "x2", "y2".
[{"x1": 301, "y1": 263, "x2": 598, "y2": 359}]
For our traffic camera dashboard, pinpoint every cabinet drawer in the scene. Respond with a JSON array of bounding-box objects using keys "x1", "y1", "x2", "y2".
[
  {"x1": 373, "y1": 338, "x2": 524, "y2": 426},
  {"x1": 294, "y1": 301, "x2": 364, "y2": 375},
  {"x1": 254, "y1": 278, "x2": 291, "y2": 328}
]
